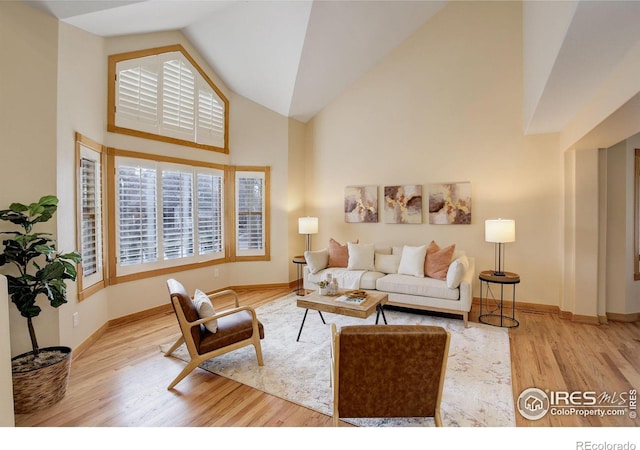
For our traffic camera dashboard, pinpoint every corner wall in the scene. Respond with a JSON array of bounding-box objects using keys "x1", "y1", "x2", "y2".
[
  {"x1": 56, "y1": 21, "x2": 109, "y2": 353},
  {"x1": 0, "y1": 1, "x2": 60, "y2": 356}
]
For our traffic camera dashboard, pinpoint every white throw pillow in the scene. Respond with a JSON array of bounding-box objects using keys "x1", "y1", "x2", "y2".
[
  {"x1": 374, "y1": 253, "x2": 401, "y2": 274},
  {"x1": 347, "y1": 242, "x2": 375, "y2": 271},
  {"x1": 397, "y1": 245, "x2": 427, "y2": 277},
  {"x1": 446, "y1": 255, "x2": 469, "y2": 289},
  {"x1": 304, "y1": 249, "x2": 329, "y2": 274},
  {"x1": 193, "y1": 289, "x2": 218, "y2": 333}
]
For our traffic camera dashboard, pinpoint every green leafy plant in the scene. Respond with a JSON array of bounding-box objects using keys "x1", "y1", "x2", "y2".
[
  {"x1": 0, "y1": 195, "x2": 81, "y2": 357},
  {"x1": 317, "y1": 280, "x2": 329, "y2": 288}
]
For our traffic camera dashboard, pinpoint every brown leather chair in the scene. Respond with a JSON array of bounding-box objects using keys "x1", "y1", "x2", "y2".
[
  {"x1": 331, "y1": 323, "x2": 450, "y2": 426},
  {"x1": 164, "y1": 279, "x2": 264, "y2": 389}
]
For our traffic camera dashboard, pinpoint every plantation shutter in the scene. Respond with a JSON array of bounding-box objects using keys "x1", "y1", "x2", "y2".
[
  {"x1": 80, "y1": 158, "x2": 99, "y2": 276},
  {"x1": 236, "y1": 172, "x2": 265, "y2": 256},
  {"x1": 196, "y1": 171, "x2": 224, "y2": 255},
  {"x1": 115, "y1": 58, "x2": 159, "y2": 134},
  {"x1": 112, "y1": 49, "x2": 227, "y2": 150},
  {"x1": 162, "y1": 169, "x2": 194, "y2": 260},
  {"x1": 78, "y1": 140, "x2": 104, "y2": 291},
  {"x1": 196, "y1": 83, "x2": 225, "y2": 148},
  {"x1": 117, "y1": 164, "x2": 158, "y2": 266},
  {"x1": 162, "y1": 59, "x2": 195, "y2": 140}
]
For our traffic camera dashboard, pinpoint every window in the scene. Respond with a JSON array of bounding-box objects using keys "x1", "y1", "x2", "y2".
[
  {"x1": 108, "y1": 45, "x2": 228, "y2": 154},
  {"x1": 109, "y1": 150, "x2": 225, "y2": 281},
  {"x1": 230, "y1": 167, "x2": 270, "y2": 261},
  {"x1": 76, "y1": 133, "x2": 106, "y2": 299}
]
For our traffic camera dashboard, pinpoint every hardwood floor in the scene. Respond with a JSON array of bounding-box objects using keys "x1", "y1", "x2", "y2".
[{"x1": 13, "y1": 287, "x2": 640, "y2": 428}]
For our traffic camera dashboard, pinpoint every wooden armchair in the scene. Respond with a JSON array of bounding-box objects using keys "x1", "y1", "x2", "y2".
[
  {"x1": 164, "y1": 279, "x2": 264, "y2": 390},
  {"x1": 331, "y1": 323, "x2": 450, "y2": 426}
]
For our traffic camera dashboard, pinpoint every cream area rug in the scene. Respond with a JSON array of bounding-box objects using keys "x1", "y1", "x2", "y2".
[{"x1": 160, "y1": 294, "x2": 516, "y2": 427}]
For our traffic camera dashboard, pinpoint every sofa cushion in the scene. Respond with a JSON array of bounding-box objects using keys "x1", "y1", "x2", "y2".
[
  {"x1": 347, "y1": 242, "x2": 375, "y2": 271},
  {"x1": 193, "y1": 289, "x2": 218, "y2": 333},
  {"x1": 425, "y1": 241, "x2": 455, "y2": 280},
  {"x1": 397, "y1": 245, "x2": 427, "y2": 277},
  {"x1": 376, "y1": 274, "x2": 460, "y2": 301},
  {"x1": 360, "y1": 271, "x2": 386, "y2": 290},
  {"x1": 446, "y1": 254, "x2": 469, "y2": 289},
  {"x1": 304, "y1": 248, "x2": 329, "y2": 274},
  {"x1": 375, "y1": 253, "x2": 401, "y2": 274},
  {"x1": 328, "y1": 238, "x2": 356, "y2": 268}
]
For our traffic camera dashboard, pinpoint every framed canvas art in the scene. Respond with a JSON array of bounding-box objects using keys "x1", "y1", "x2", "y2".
[
  {"x1": 344, "y1": 185, "x2": 378, "y2": 223},
  {"x1": 383, "y1": 185, "x2": 422, "y2": 224},
  {"x1": 428, "y1": 182, "x2": 471, "y2": 224}
]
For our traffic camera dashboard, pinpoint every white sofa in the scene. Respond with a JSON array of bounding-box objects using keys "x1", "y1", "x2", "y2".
[{"x1": 302, "y1": 242, "x2": 474, "y2": 327}]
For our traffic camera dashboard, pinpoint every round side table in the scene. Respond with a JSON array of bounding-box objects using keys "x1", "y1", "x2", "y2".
[
  {"x1": 478, "y1": 270, "x2": 520, "y2": 328},
  {"x1": 292, "y1": 256, "x2": 307, "y2": 296}
]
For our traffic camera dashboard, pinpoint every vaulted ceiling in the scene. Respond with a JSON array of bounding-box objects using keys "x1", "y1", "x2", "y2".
[
  {"x1": 26, "y1": 0, "x2": 640, "y2": 133},
  {"x1": 29, "y1": 0, "x2": 446, "y2": 123}
]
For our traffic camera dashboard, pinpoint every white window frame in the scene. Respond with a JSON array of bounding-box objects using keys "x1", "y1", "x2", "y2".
[
  {"x1": 113, "y1": 155, "x2": 225, "y2": 278},
  {"x1": 76, "y1": 133, "x2": 106, "y2": 299}
]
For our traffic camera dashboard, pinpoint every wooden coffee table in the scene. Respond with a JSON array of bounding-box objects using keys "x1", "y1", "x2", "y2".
[{"x1": 296, "y1": 290, "x2": 388, "y2": 341}]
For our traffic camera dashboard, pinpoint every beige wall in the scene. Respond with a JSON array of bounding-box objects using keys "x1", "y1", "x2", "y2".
[
  {"x1": 306, "y1": 1, "x2": 562, "y2": 305},
  {"x1": 0, "y1": 2, "x2": 60, "y2": 356},
  {"x1": 226, "y1": 93, "x2": 290, "y2": 288},
  {"x1": 605, "y1": 141, "x2": 628, "y2": 315},
  {"x1": 287, "y1": 118, "x2": 308, "y2": 281},
  {"x1": 56, "y1": 21, "x2": 110, "y2": 352},
  {"x1": 625, "y1": 136, "x2": 640, "y2": 314}
]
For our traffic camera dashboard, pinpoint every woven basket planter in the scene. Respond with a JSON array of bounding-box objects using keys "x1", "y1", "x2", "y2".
[{"x1": 11, "y1": 346, "x2": 72, "y2": 414}]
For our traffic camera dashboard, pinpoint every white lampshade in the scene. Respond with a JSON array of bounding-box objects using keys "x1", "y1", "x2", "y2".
[
  {"x1": 298, "y1": 217, "x2": 318, "y2": 235},
  {"x1": 485, "y1": 219, "x2": 515, "y2": 243}
]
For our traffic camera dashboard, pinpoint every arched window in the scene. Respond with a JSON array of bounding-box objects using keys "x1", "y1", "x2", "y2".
[{"x1": 108, "y1": 45, "x2": 229, "y2": 154}]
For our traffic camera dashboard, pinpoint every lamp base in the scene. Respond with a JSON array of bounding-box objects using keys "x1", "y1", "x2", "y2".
[{"x1": 492, "y1": 271, "x2": 506, "y2": 277}]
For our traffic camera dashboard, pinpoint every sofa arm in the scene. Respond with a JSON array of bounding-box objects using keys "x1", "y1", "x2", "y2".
[{"x1": 458, "y1": 257, "x2": 475, "y2": 312}]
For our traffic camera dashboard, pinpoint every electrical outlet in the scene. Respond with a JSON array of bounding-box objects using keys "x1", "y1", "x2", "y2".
[
  {"x1": 72, "y1": 312, "x2": 79, "y2": 328},
  {"x1": 214, "y1": 268, "x2": 219, "y2": 277}
]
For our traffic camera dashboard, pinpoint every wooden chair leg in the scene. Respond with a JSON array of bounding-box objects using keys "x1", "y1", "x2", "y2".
[
  {"x1": 167, "y1": 360, "x2": 200, "y2": 390},
  {"x1": 435, "y1": 409, "x2": 443, "y2": 427},
  {"x1": 164, "y1": 336, "x2": 185, "y2": 357},
  {"x1": 253, "y1": 337, "x2": 264, "y2": 366}
]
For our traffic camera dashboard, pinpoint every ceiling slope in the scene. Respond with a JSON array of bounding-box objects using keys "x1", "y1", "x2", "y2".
[
  {"x1": 27, "y1": 0, "x2": 445, "y2": 122},
  {"x1": 525, "y1": 0, "x2": 640, "y2": 135}
]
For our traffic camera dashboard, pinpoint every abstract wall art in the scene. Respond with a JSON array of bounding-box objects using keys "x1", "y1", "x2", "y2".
[
  {"x1": 344, "y1": 185, "x2": 378, "y2": 223},
  {"x1": 383, "y1": 185, "x2": 422, "y2": 224},
  {"x1": 428, "y1": 182, "x2": 471, "y2": 225}
]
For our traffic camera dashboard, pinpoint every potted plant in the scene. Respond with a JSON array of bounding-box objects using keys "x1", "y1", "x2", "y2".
[
  {"x1": 317, "y1": 280, "x2": 329, "y2": 295},
  {"x1": 0, "y1": 195, "x2": 81, "y2": 413}
]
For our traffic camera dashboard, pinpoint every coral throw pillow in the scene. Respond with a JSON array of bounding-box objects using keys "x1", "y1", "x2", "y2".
[
  {"x1": 425, "y1": 241, "x2": 455, "y2": 280},
  {"x1": 328, "y1": 238, "x2": 356, "y2": 268}
]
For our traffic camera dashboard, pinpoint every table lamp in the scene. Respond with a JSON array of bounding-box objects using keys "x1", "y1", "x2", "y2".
[
  {"x1": 298, "y1": 217, "x2": 318, "y2": 252},
  {"x1": 485, "y1": 219, "x2": 515, "y2": 276}
]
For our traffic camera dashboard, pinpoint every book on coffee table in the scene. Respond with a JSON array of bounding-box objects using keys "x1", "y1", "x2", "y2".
[{"x1": 335, "y1": 295, "x2": 366, "y2": 305}]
